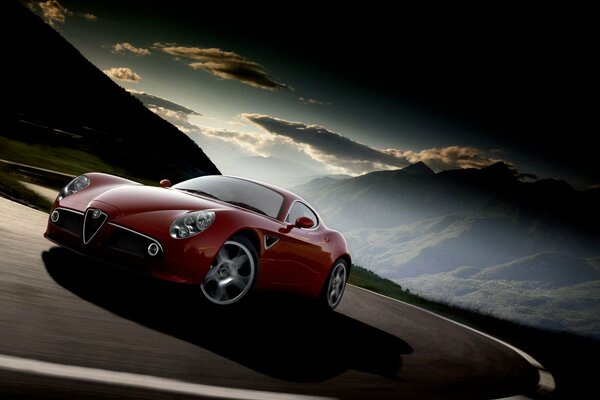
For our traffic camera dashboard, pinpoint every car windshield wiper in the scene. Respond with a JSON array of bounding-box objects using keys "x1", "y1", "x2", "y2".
[
  {"x1": 226, "y1": 201, "x2": 267, "y2": 216},
  {"x1": 177, "y1": 188, "x2": 220, "y2": 201}
]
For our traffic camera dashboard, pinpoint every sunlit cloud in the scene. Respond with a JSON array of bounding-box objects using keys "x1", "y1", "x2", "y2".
[
  {"x1": 134, "y1": 91, "x2": 506, "y2": 177},
  {"x1": 81, "y1": 12, "x2": 97, "y2": 21},
  {"x1": 142, "y1": 105, "x2": 270, "y2": 155},
  {"x1": 390, "y1": 146, "x2": 507, "y2": 171},
  {"x1": 103, "y1": 67, "x2": 141, "y2": 82},
  {"x1": 299, "y1": 97, "x2": 331, "y2": 106},
  {"x1": 113, "y1": 42, "x2": 150, "y2": 56},
  {"x1": 131, "y1": 96, "x2": 265, "y2": 153},
  {"x1": 243, "y1": 114, "x2": 507, "y2": 175},
  {"x1": 135, "y1": 100, "x2": 283, "y2": 157},
  {"x1": 29, "y1": 0, "x2": 97, "y2": 25},
  {"x1": 35, "y1": 0, "x2": 72, "y2": 26},
  {"x1": 140, "y1": 104, "x2": 328, "y2": 183},
  {"x1": 243, "y1": 113, "x2": 407, "y2": 174},
  {"x1": 126, "y1": 89, "x2": 200, "y2": 116},
  {"x1": 197, "y1": 127, "x2": 274, "y2": 156},
  {"x1": 152, "y1": 42, "x2": 292, "y2": 91}
]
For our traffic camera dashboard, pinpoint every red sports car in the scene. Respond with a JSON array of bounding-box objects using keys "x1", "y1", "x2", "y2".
[{"x1": 44, "y1": 173, "x2": 351, "y2": 309}]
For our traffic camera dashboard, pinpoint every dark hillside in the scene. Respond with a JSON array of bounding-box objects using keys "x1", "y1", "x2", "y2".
[{"x1": 2, "y1": 1, "x2": 219, "y2": 182}]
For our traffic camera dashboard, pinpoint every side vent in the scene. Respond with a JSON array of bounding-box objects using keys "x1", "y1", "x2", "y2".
[{"x1": 264, "y1": 235, "x2": 279, "y2": 249}]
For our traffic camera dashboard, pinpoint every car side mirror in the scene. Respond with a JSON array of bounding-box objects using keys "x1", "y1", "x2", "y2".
[
  {"x1": 295, "y1": 216, "x2": 315, "y2": 229},
  {"x1": 159, "y1": 179, "x2": 172, "y2": 188}
]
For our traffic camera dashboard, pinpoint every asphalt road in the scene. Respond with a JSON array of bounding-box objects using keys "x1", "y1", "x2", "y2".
[{"x1": 0, "y1": 197, "x2": 541, "y2": 399}]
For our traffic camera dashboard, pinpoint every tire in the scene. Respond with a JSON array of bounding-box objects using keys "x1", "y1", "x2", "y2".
[
  {"x1": 318, "y1": 259, "x2": 348, "y2": 311},
  {"x1": 200, "y1": 235, "x2": 258, "y2": 306}
]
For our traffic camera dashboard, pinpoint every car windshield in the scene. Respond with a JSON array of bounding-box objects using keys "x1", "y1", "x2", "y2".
[{"x1": 173, "y1": 176, "x2": 284, "y2": 219}]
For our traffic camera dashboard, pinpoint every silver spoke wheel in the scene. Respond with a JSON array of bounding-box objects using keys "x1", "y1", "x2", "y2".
[
  {"x1": 201, "y1": 240, "x2": 256, "y2": 305},
  {"x1": 327, "y1": 262, "x2": 347, "y2": 308}
]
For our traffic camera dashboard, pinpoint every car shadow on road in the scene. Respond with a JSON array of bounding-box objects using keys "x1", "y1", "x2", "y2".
[{"x1": 42, "y1": 247, "x2": 413, "y2": 383}]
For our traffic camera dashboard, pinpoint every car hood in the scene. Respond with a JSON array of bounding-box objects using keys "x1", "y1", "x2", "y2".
[{"x1": 93, "y1": 185, "x2": 227, "y2": 215}]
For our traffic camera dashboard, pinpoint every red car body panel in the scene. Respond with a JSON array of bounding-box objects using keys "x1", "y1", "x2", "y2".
[{"x1": 44, "y1": 173, "x2": 351, "y2": 298}]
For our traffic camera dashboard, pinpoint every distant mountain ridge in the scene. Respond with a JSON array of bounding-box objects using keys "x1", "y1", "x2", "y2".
[
  {"x1": 3, "y1": 2, "x2": 219, "y2": 182},
  {"x1": 398, "y1": 161, "x2": 435, "y2": 175},
  {"x1": 472, "y1": 252, "x2": 600, "y2": 287},
  {"x1": 294, "y1": 162, "x2": 600, "y2": 336},
  {"x1": 295, "y1": 161, "x2": 598, "y2": 232}
]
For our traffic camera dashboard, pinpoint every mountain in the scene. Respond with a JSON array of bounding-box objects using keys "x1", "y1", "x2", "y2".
[
  {"x1": 290, "y1": 174, "x2": 351, "y2": 193},
  {"x1": 398, "y1": 273, "x2": 600, "y2": 336},
  {"x1": 297, "y1": 162, "x2": 600, "y2": 336},
  {"x1": 295, "y1": 161, "x2": 599, "y2": 234},
  {"x1": 2, "y1": 2, "x2": 219, "y2": 182},
  {"x1": 397, "y1": 161, "x2": 435, "y2": 176},
  {"x1": 473, "y1": 252, "x2": 600, "y2": 287}
]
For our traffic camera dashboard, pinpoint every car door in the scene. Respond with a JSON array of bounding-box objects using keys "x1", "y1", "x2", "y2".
[{"x1": 268, "y1": 201, "x2": 331, "y2": 293}]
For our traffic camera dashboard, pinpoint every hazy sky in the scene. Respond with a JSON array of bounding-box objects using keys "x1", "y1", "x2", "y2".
[{"x1": 23, "y1": 1, "x2": 597, "y2": 188}]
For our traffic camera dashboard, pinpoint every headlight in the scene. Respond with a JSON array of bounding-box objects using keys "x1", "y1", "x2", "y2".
[
  {"x1": 58, "y1": 175, "x2": 90, "y2": 200},
  {"x1": 170, "y1": 210, "x2": 215, "y2": 239}
]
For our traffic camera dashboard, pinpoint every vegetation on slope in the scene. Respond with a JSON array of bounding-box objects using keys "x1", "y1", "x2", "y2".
[
  {"x1": 0, "y1": 165, "x2": 53, "y2": 211},
  {"x1": 5, "y1": 2, "x2": 219, "y2": 184}
]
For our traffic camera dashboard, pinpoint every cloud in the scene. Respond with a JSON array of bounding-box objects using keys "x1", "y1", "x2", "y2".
[
  {"x1": 142, "y1": 104, "x2": 269, "y2": 156},
  {"x1": 35, "y1": 0, "x2": 72, "y2": 25},
  {"x1": 81, "y1": 12, "x2": 97, "y2": 21},
  {"x1": 142, "y1": 105, "x2": 329, "y2": 182},
  {"x1": 31, "y1": 1, "x2": 96, "y2": 25},
  {"x1": 130, "y1": 96, "x2": 264, "y2": 153},
  {"x1": 112, "y1": 42, "x2": 150, "y2": 56},
  {"x1": 243, "y1": 114, "x2": 506, "y2": 175},
  {"x1": 157, "y1": 109, "x2": 273, "y2": 156},
  {"x1": 126, "y1": 89, "x2": 200, "y2": 116},
  {"x1": 243, "y1": 113, "x2": 408, "y2": 174},
  {"x1": 299, "y1": 97, "x2": 331, "y2": 106},
  {"x1": 197, "y1": 127, "x2": 274, "y2": 155},
  {"x1": 152, "y1": 42, "x2": 291, "y2": 91},
  {"x1": 396, "y1": 146, "x2": 506, "y2": 171},
  {"x1": 103, "y1": 67, "x2": 141, "y2": 82}
]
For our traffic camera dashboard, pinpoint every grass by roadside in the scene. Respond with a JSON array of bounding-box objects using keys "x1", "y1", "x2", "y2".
[
  {"x1": 349, "y1": 264, "x2": 600, "y2": 399},
  {"x1": 0, "y1": 136, "x2": 158, "y2": 186},
  {"x1": 0, "y1": 166, "x2": 53, "y2": 211},
  {"x1": 349, "y1": 265, "x2": 497, "y2": 324},
  {"x1": 0, "y1": 136, "x2": 127, "y2": 177}
]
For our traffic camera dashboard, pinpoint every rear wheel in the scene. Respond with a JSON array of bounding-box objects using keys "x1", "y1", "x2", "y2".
[
  {"x1": 201, "y1": 235, "x2": 258, "y2": 305},
  {"x1": 319, "y1": 259, "x2": 348, "y2": 310}
]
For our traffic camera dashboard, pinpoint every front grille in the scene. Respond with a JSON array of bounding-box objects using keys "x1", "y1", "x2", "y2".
[
  {"x1": 83, "y1": 208, "x2": 107, "y2": 244},
  {"x1": 52, "y1": 208, "x2": 83, "y2": 236},
  {"x1": 105, "y1": 224, "x2": 163, "y2": 259}
]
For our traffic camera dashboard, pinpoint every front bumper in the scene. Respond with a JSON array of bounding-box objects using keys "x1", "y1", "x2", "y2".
[{"x1": 44, "y1": 206, "x2": 216, "y2": 284}]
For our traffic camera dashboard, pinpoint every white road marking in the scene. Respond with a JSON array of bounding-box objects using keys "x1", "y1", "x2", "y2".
[
  {"x1": 0, "y1": 354, "x2": 335, "y2": 400},
  {"x1": 348, "y1": 284, "x2": 556, "y2": 397}
]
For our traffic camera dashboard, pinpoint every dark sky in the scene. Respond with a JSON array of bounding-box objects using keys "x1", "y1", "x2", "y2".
[
  {"x1": 25, "y1": 1, "x2": 598, "y2": 187},
  {"x1": 215, "y1": 6, "x2": 596, "y2": 175}
]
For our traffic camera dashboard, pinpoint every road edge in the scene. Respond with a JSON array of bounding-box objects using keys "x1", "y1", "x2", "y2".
[{"x1": 348, "y1": 284, "x2": 556, "y2": 398}]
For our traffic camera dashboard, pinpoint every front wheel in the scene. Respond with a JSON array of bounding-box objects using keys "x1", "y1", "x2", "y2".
[
  {"x1": 319, "y1": 259, "x2": 348, "y2": 311},
  {"x1": 201, "y1": 235, "x2": 258, "y2": 305}
]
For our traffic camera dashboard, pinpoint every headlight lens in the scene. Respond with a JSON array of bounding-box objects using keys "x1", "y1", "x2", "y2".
[
  {"x1": 58, "y1": 175, "x2": 90, "y2": 200},
  {"x1": 170, "y1": 210, "x2": 215, "y2": 239}
]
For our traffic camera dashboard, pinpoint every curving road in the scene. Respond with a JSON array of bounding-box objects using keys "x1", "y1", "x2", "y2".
[{"x1": 0, "y1": 197, "x2": 544, "y2": 399}]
